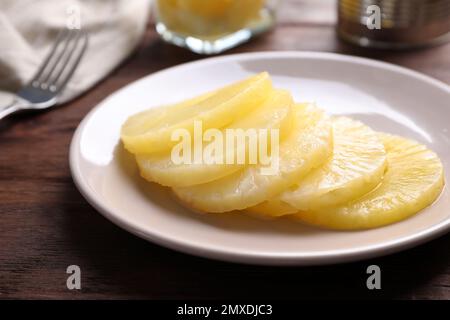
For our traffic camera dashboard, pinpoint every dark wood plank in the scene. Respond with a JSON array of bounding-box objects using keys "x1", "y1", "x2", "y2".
[{"x1": 0, "y1": 0, "x2": 449, "y2": 299}]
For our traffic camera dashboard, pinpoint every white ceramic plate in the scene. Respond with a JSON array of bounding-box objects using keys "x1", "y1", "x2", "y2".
[{"x1": 70, "y1": 52, "x2": 450, "y2": 266}]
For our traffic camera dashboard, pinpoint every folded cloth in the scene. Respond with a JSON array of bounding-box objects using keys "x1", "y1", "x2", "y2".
[{"x1": 0, "y1": 0, "x2": 151, "y2": 103}]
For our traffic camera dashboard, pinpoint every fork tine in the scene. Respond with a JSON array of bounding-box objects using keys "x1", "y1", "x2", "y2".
[
  {"x1": 51, "y1": 31, "x2": 88, "y2": 93},
  {"x1": 40, "y1": 29, "x2": 79, "y2": 89},
  {"x1": 30, "y1": 29, "x2": 70, "y2": 86},
  {"x1": 47, "y1": 30, "x2": 82, "y2": 91}
]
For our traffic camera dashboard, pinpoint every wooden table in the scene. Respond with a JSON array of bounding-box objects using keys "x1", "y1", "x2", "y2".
[{"x1": 1, "y1": 0, "x2": 449, "y2": 299}]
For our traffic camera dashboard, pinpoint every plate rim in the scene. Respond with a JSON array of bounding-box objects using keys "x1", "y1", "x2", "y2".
[{"x1": 70, "y1": 51, "x2": 450, "y2": 266}]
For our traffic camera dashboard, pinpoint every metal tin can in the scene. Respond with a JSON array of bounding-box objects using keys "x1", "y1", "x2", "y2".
[{"x1": 338, "y1": 0, "x2": 450, "y2": 49}]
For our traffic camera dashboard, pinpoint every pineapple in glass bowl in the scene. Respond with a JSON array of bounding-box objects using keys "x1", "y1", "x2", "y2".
[{"x1": 155, "y1": 0, "x2": 279, "y2": 54}]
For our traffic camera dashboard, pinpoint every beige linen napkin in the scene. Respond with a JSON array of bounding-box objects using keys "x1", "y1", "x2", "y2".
[{"x1": 0, "y1": 0, "x2": 151, "y2": 104}]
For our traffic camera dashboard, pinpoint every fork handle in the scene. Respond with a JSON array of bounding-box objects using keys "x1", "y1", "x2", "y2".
[{"x1": 0, "y1": 98, "x2": 28, "y2": 120}]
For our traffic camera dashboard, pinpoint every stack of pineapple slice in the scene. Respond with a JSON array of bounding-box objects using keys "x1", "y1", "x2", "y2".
[{"x1": 121, "y1": 73, "x2": 445, "y2": 230}]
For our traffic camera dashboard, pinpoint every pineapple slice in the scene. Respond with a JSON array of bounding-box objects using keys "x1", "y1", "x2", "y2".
[
  {"x1": 136, "y1": 89, "x2": 294, "y2": 187},
  {"x1": 294, "y1": 134, "x2": 445, "y2": 230},
  {"x1": 248, "y1": 117, "x2": 387, "y2": 217},
  {"x1": 121, "y1": 72, "x2": 272, "y2": 154},
  {"x1": 173, "y1": 103, "x2": 333, "y2": 213},
  {"x1": 282, "y1": 117, "x2": 387, "y2": 210},
  {"x1": 246, "y1": 198, "x2": 298, "y2": 218}
]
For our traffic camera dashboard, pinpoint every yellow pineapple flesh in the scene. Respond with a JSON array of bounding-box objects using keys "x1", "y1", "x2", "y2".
[
  {"x1": 294, "y1": 134, "x2": 445, "y2": 230},
  {"x1": 282, "y1": 116, "x2": 387, "y2": 210},
  {"x1": 121, "y1": 72, "x2": 272, "y2": 154},
  {"x1": 248, "y1": 116, "x2": 387, "y2": 217},
  {"x1": 173, "y1": 103, "x2": 333, "y2": 213},
  {"x1": 136, "y1": 89, "x2": 294, "y2": 187}
]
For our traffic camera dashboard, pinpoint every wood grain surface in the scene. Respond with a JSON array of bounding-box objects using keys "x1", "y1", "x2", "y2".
[{"x1": 0, "y1": 0, "x2": 449, "y2": 299}]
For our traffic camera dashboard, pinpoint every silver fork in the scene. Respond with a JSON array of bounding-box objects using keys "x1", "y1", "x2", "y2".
[{"x1": 0, "y1": 29, "x2": 88, "y2": 120}]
